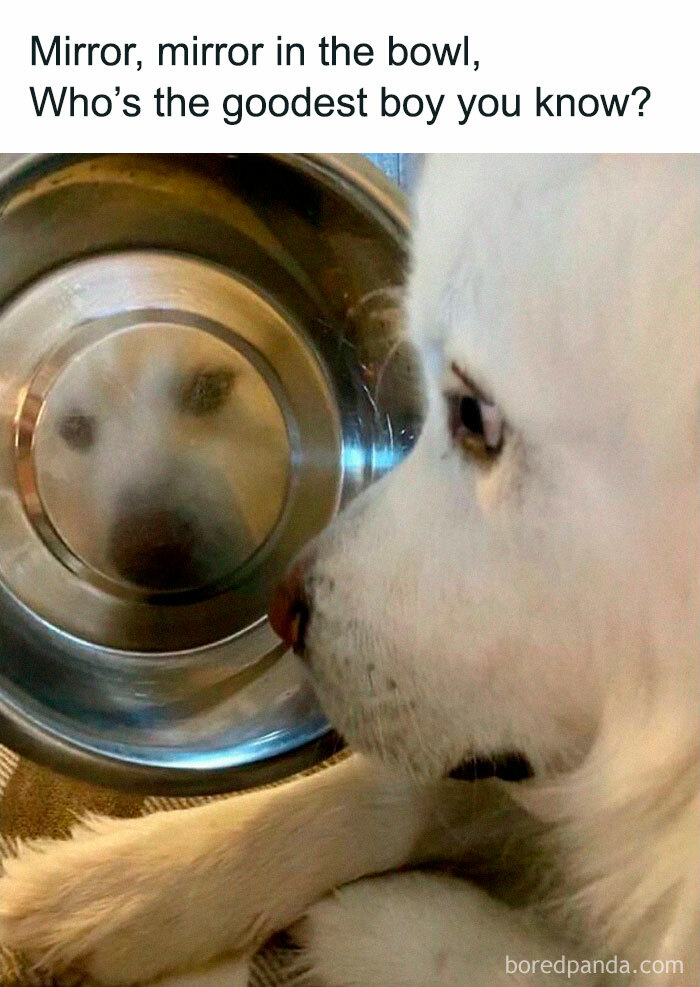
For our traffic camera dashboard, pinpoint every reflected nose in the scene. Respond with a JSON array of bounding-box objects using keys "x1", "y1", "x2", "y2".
[
  {"x1": 268, "y1": 555, "x2": 314, "y2": 653},
  {"x1": 109, "y1": 488, "x2": 201, "y2": 591}
]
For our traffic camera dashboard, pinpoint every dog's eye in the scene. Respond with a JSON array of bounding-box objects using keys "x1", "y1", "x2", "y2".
[
  {"x1": 177, "y1": 368, "x2": 235, "y2": 416},
  {"x1": 447, "y1": 393, "x2": 504, "y2": 460},
  {"x1": 58, "y1": 411, "x2": 97, "y2": 451}
]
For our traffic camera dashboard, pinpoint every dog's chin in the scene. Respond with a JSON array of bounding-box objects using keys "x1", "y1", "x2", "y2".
[{"x1": 298, "y1": 655, "x2": 533, "y2": 784}]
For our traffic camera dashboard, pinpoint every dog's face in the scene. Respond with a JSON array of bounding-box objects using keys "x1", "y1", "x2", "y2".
[
  {"x1": 296, "y1": 155, "x2": 699, "y2": 780},
  {"x1": 36, "y1": 326, "x2": 288, "y2": 592}
]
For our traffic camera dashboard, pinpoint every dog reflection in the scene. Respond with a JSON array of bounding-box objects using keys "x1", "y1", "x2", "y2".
[{"x1": 35, "y1": 328, "x2": 289, "y2": 594}]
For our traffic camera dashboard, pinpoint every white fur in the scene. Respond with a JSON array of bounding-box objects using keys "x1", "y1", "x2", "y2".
[
  {"x1": 1, "y1": 155, "x2": 697, "y2": 985},
  {"x1": 294, "y1": 873, "x2": 580, "y2": 986}
]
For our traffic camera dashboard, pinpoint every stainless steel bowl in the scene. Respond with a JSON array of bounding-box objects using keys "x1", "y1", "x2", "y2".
[{"x1": 0, "y1": 154, "x2": 421, "y2": 793}]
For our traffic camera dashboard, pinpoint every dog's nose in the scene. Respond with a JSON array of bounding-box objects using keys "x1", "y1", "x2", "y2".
[
  {"x1": 268, "y1": 557, "x2": 313, "y2": 653},
  {"x1": 109, "y1": 491, "x2": 201, "y2": 591}
]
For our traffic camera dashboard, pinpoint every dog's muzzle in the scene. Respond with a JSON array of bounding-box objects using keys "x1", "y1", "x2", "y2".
[
  {"x1": 109, "y1": 484, "x2": 204, "y2": 592},
  {"x1": 269, "y1": 563, "x2": 534, "y2": 783}
]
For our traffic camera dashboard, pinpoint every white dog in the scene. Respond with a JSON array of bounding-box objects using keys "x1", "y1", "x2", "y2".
[{"x1": 0, "y1": 155, "x2": 697, "y2": 986}]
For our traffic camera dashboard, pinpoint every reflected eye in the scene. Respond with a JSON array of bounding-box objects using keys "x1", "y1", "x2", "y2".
[
  {"x1": 58, "y1": 411, "x2": 97, "y2": 451},
  {"x1": 447, "y1": 392, "x2": 504, "y2": 460},
  {"x1": 177, "y1": 367, "x2": 235, "y2": 416}
]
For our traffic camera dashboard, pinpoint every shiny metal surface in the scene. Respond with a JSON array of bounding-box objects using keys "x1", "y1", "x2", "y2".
[{"x1": 0, "y1": 154, "x2": 421, "y2": 793}]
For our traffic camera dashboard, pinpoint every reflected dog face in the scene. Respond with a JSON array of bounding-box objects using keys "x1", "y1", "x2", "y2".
[
  {"x1": 36, "y1": 326, "x2": 289, "y2": 593},
  {"x1": 291, "y1": 155, "x2": 699, "y2": 780}
]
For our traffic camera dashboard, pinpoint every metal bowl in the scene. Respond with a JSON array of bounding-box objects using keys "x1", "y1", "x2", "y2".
[{"x1": 0, "y1": 154, "x2": 421, "y2": 793}]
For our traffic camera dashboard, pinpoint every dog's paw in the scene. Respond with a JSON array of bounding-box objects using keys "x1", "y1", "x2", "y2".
[
  {"x1": 294, "y1": 872, "x2": 573, "y2": 987},
  {"x1": 0, "y1": 809, "x2": 263, "y2": 985},
  {"x1": 0, "y1": 813, "x2": 184, "y2": 984},
  {"x1": 291, "y1": 874, "x2": 456, "y2": 987}
]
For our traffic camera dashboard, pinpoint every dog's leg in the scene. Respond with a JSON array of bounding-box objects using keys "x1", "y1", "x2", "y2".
[
  {"x1": 154, "y1": 957, "x2": 249, "y2": 987},
  {"x1": 294, "y1": 871, "x2": 581, "y2": 986},
  {"x1": 0, "y1": 755, "x2": 464, "y2": 985}
]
